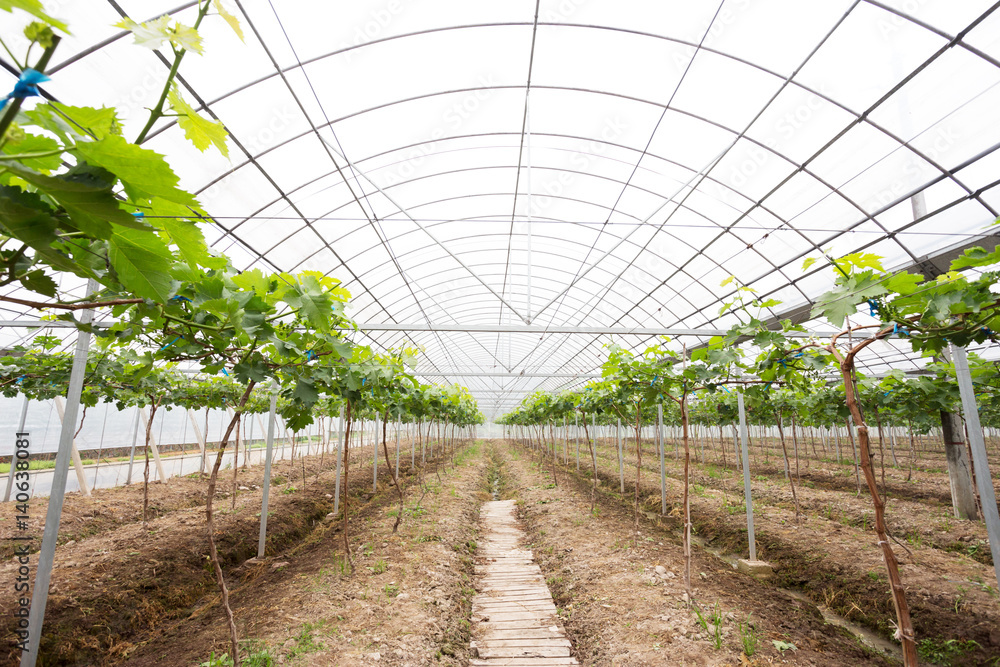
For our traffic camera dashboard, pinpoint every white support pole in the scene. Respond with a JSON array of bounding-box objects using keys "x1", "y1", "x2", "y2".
[
  {"x1": 52, "y1": 397, "x2": 90, "y2": 497},
  {"x1": 738, "y1": 392, "x2": 757, "y2": 562},
  {"x1": 659, "y1": 404, "x2": 666, "y2": 516},
  {"x1": 334, "y1": 405, "x2": 344, "y2": 515},
  {"x1": 22, "y1": 279, "x2": 96, "y2": 667},
  {"x1": 373, "y1": 413, "x2": 379, "y2": 492},
  {"x1": 125, "y1": 408, "x2": 140, "y2": 485},
  {"x1": 575, "y1": 413, "x2": 580, "y2": 472},
  {"x1": 138, "y1": 407, "x2": 167, "y2": 483},
  {"x1": 951, "y1": 345, "x2": 1000, "y2": 591},
  {"x1": 563, "y1": 417, "x2": 568, "y2": 465},
  {"x1": 258, "y1": 381, "x2": 279, "y2": 558},
  {"x1": 188, "y1": 409, "x2": 207, "y2": 475},
  {"x1": 617, "y1": 418, "x2": 625, "y2": 494},
  {"x1": 3, "y1": 396, "x2": 29, "y2": 502},
  {"x1": 525, "y1": 88, "x2": 532, "y2": 324},
  {"x1": 395, "y1": 421, "x2": 400, "y2": 480}
]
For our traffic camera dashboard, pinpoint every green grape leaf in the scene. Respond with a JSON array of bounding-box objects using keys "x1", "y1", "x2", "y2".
[
  {"x1": 108, "y1": 227, "x2": 175, "y2": 302},
  {"x1": 0, "y1": 186, "x2": 59, "y2": 246},
  {"x1": 167, "y1": 84, "x2": 229, "y2": 156},
  {"x1": 292, "y1": 377, "x2": 319, "y2": 404},
  {"x1": 170, "y1": 23, "x2": 204, "y2": 54},
  {"x1": 884, "y1": 271, "x2": 923, "y2": 296},
  {"x1": 232, "y1": 359, "x2": 269, "y2": 383},
  {"x1": 1, "y1": 132, "x2": 61, "y2": 170},
  {"x1": 151, "y1": 205, "x2": 226, "y2": 269},
  {"x1": 837, "y1": 252, "x2": 884, "y2": 272},
  {"x1": 0, "y1": 0, "x2": 68, "y2": 32},
  {"x1": 811, "y1": 289, "x2": 858, "y2": 328},
  {"x1": 23, "y1": 21, "x2": 54, "y2": 47},
  {"x1": 801, "y1": 256, "x2": 818, "y2": 271},
  {"x1": 231, "y1": 268, "x2": 271, "y2": 295},
  {"x1": 72, "y1": 134, "x2": 198, "y2": 207},
  {"x1": 282, "y1": 273, "x2": 334, "y2": 332},
  {"x1": 19, "y1": 268, "x2": 58, "y2": 296},
  {"x1": 3, "y1": 161, "x2": 137, "y2": 236},
  {"x1": 924, "y1": 290, "x2": 963, "y2": 320},
  {"x1": 115, "y1": 15, "x2": 172, "y2": 50},
  {"x1": 49, "y1": 103, "x2": 121, "y2": 139},
  {"x1": 950, "y1": 245, "x2": 1000, "y2": 271},
  {"x1": 212, "y1": 0, "x2": 244, "y2": 42}
]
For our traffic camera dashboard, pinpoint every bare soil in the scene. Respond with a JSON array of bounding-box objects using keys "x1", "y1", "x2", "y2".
[
  {"x1": 0, "y1": 438, "x2": 480, "y2": 666},
  {"x1": 545, "y1": 435, "x2": 1000, "y2": 666}
]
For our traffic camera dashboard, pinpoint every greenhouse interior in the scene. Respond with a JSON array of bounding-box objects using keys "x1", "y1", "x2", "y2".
[{"x1": 1, "y1": 1, "x2": 1000, "y2": 665}]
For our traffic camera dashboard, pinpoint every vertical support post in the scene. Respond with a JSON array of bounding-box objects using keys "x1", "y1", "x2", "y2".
[
  {"x1": 410, "y1": 421, "x2": 415, "y2": 468},
  {"x1": 525, "y1": 88, "x2": 532, "y2": 324},
  {"x1": 575, "y1": 413, "x2": 580, "y2": 472},
  {"x1": 3, "y1": 396, "x2": 29, "y2": 502},
  {"x1": 188, "y1": 409, "x2": 207, "y2": 475},
  {"x1": 738, "y1": 392, "x2": 757, "y2": 561},
  {"x1": 659, "y1": 404, "x2": 667, "y2": 516},
  {"x1": 138, "y1": 408, "x2": 167, "y2": 483},
  {"x1": 125, "y1": 408, "x2": 140, "y2": 485},
  {"x1": 563, "y1": 417, "x2": 567, "y2": 465},
  {"x1": 52, "y1": 397, "x2": 90, "y2": 497},
  {"x1": 334, "y1": 405, "x2": 344, "y2": 515},
  {"x1": 21, "y1": 279, "x2": 96, "y2": 667},
  {"x1": 617, "y1": 418, "x2": 625, "y2": 494},
  {"x1": 951, "y1": 345, "x2": 1000, "y2": 590},
  {"x1": 257, "y1": 381, "x2": 279, "y2": 558},
  {"x1": 395, "y1": 421, "x2": 400, "y2": 480},
  {"x1": 373, "y1": 413, "x2": 379, "y2": 492}
]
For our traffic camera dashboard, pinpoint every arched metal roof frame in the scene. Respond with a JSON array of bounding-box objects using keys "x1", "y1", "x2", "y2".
[
  {"x1": 179, "y1": 78, "x2": 999, "y2": 334},
  {"x1": 2, "y1": 1, "x2": 999, "y2": 415}
]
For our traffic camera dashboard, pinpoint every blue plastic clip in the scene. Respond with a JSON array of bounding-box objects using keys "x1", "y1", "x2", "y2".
[
  {"x1": 16, "y1": 375, "x2": 24, "y2": 384},
  {"x1": 306, "y1": 350, "x2": 315, "y2": 361},
  {"x1": 132, "y1": 211, "x2": 144, "y2": 219},
  {"x1": 159, "y1": 336, "x2": 180, "y2": 351},
  {"x1": 0, "y1": 68, "x2": 50, "y2": 110},
  {"x1": 867, "y1": 299, "x2": 878, "y2": 317},
  {"x1": 221, "y1": 368, "x2": 229, "y2": 377},
  {"x1": 170, "y1": 295, "x2": 191, "y2": 303},
  {"x1": 893, "y1": 323, "x2": 909, "y2": 337},
  {"x1": 764, "y1": 382, "x2": 772, "y2": 391}
]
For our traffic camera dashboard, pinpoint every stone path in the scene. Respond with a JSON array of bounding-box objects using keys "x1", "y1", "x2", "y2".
[{"x1": 470, "y1": 499, "x2": 579, "y2": 666}]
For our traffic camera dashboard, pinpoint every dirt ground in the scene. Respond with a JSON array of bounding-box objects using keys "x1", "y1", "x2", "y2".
[
  {"x1": 3, "y1": 436, "x2": 998, "y2": 666},
  {"x1": 500, "y1": 443, "x2": 894, "y2": 666},
  {"x1": 540, "y1": 435, "x2": 1000, "y2": 666},
  {"x1": 0, "y1": 438, "x2": 480, "y2": 666}
]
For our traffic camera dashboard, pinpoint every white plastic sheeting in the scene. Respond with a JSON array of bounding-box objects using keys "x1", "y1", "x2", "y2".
[{"x1": 0, "y1": 397, "x2": 272, "y2": 457}]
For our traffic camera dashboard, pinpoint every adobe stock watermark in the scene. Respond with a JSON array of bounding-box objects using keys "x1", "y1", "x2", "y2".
[
  {"x1": 336, "y1": 0, "x2": 409, "y2": 65},
  {"x1": 9, "y1": 430, "x2": 33, "y2": 654},
  {"x1": 513, "y1": 115, "x2": 629, "y2": 222},
  {"x1": 381, "y1": 74, "x2": 498, "y2": 187},
  {"x1": 698, "y1": 85, "x2": 831, "y2": 204},
  {"x1": 864, "y1": 124, "x2": 960, "y2": 212},
  {"x1": 672, "y1": 0, "x2": 754, "y2": 73},
  {"x1": 198, "y1": 104, "x2": 301, "y2": 206},
  {"x1": 875, "y1": 0, "x2": 931, "y2": 41}
]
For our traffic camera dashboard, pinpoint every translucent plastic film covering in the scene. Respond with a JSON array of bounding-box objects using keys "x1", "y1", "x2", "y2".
[{"x1": 2, "y1": 1, "x2": 1000, "y2": 417}]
